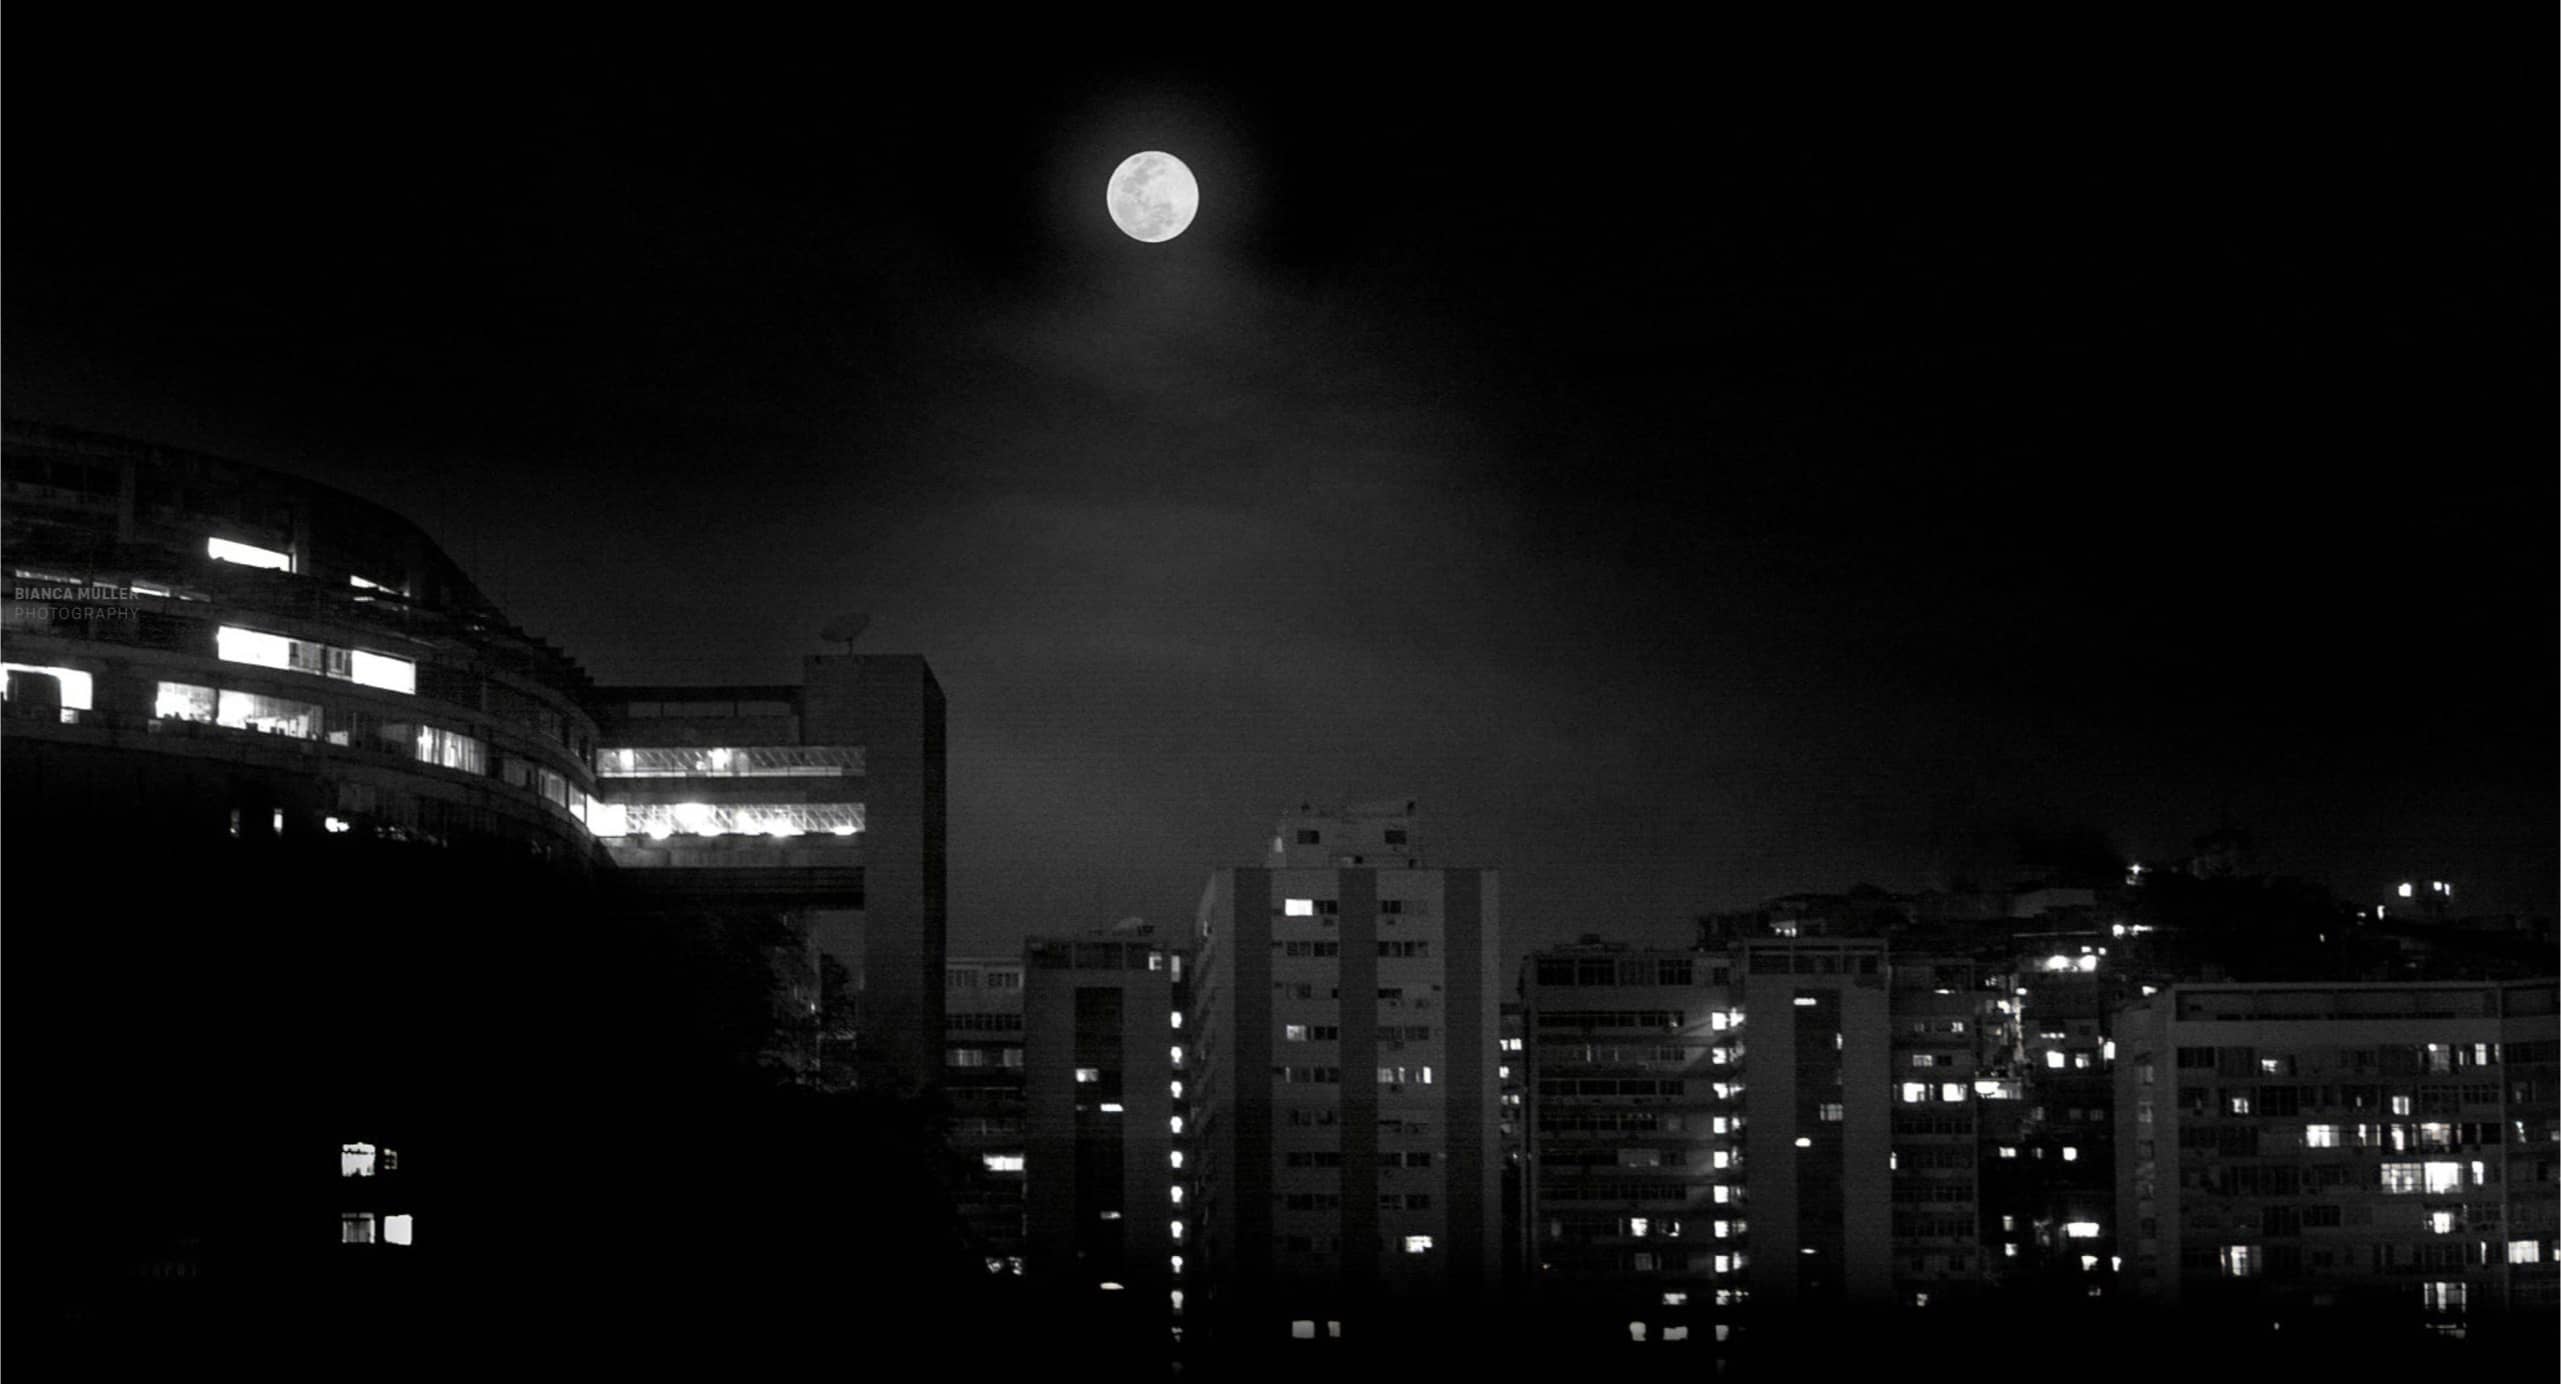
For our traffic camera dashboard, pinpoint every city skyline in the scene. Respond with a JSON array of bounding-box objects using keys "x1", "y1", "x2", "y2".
[{"x1": 6, "y1": 15, "x2": 2550, "y2": 961}]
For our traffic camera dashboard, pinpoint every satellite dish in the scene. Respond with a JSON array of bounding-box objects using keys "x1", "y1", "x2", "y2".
[{"x1": 820, "y1": 613, "x2": 870, "y2": 651}]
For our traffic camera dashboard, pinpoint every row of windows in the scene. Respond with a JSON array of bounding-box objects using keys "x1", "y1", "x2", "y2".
[
  {"x1": 1274, "y1": 941, "x2": 1435, "y2": 958},
  {"x1": 946, "y1": 1048, "x2": 1026, "y2": 1069},
  {"x1": 158, "y1": 680, "x2": 497, "y2": 776},
  {"x1": 1282, "y1": 898, "x2": 1421, "y2": 917},
  {"x1": 216, "y1": 624, "x2": 415, "y2": 694},
  {"x1": 948, "y1": 969, "x2": 1024, "y2": 990},
  {"x1": 1534, "y1": 959, "x2": 1712, "y2": 988},
  {"x1": 1538, "y1": 1078, "x2": 1701, "y2": 1098},
  {"x1": 1538, "y1": 1010, "x2": 1690, "y2": 1031},
  {"x1": 598, "y1": 745, "x2": 861, "y2": 778},
  {"x1": 948, "y1": 1013, "x2": 1024, "y2": 1032},
  {"x1": 2178, "y1": 1044, "x2": 2508, "y2": 1076}
]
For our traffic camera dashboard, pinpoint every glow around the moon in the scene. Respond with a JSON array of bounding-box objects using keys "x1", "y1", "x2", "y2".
[{"x1": 1107, "y1": 151, "x2": 1199, "y2": 243}]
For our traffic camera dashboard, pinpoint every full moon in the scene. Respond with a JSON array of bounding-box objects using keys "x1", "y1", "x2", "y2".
[{"x1": 1106, "y1": 151, "x2": 1199, "y2": 243}]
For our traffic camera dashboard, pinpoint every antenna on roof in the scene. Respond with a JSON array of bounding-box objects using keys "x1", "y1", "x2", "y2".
[{"x1": 820, "y1": 613, "x2": 870, "y2": 654}]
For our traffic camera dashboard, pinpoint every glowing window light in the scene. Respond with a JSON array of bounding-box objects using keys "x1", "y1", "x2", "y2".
[
  {"x1": 1942, "y1": 1083, "x2": 1966, "y2": 1102},
  {"x1": 2061, "y1": 1147, "x2": 2079, "y2": 1162},
  {"x1": 1171, "y1": 1011, "x2": 1183, "y2": 1030},
  {"x1": 1075, "y1": 1068, "x2": 1101, "y2": 1083},
  {"x1": 207, "y1": 536, "x2": 292, "y2": 571},
  {"x1": 2076, "y1": 955, "x2": 2099, "y2": 972},
  {"x1": 2065, "y1": 1221, "x2": 2101, "y2": 1239},
  {"x1": 1285, "y1": 898, "x2": 1315, "y2": 916},
  {"x1": 342, "y1": 1143, "x2": 377, "y2": 1177},
  {"x1": 1170, "y1": 1081, "x2": 1183, "y2": 1100},
  {"x1": 1170, "y1": 1185, "x2": 1184, "y2": 1205},
  {"x1": 1794, "y1": 1137, "x2": 1811, "y2": 1148},
  {"x1": 153, "y1": 681, "x2": 216, "y2": 722},
  {"x1": 215, "y1": 625, "x2": 297, "y2": 670},
  {"x1": 2047, "y1": 1051, "x2": 2068, "y2": 1069},
  {"x1": 1404, "y1": 1235, "x2": 1432, "y2": 1254},
  {"x1": 384, "y1": 1214, "x2": 413, "y2": 1246},
  {"x1": 1100, "y1": 1281, "x2": 1124, "y2": 1291},
  {"x1": 1171, "y1": 1256, "x2": 1184, "y2": 1275},
  {"x1": 1100, "y1": 1103, "x2": 1125, "y2": 1113},
  {"x1": 1169, "y1": 1115, "x2": 1184, "y2": 1135},
  {"x1": 1291, "y1": 1321, "x2": 1314, "y2": 1339},
  {"x1": 982, "y1": 1153, "x2": 1024, "y2": 1173},
  {"x1": 341, "y1": 1213, "x2": 377, "y2": 1244},
  {"x1": 1170, "y1": 1220, "x2": 1185, "y2": 1242},
  {"x1": 2044, "y1": 954, "x2": 2073, "y2": 971},
  {"x1": 2, "y1": 663, "x2": 94, "y2": 710},
  {"x1": 1170, "y1": 1150, "x2": 1185, "y2": 1169},
  {"x1": 2397, "y1": 882, "x2": 2413, "y2": 898},
  {"x1": 347, "y1": 650, "x2": 415, "y2": 694},
  {"x1": 1171, "y1": 1046, "x2": 1183, "y2": 1068}
]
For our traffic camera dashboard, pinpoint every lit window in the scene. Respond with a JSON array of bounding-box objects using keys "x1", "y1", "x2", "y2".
[
  {"x1": 2047, "y1": 1051, "x2": 2067, "y2": 1070},
  {"x1": 1663, "y1": 1326, "x2": 1689, "y2": 1342},
  {"x1": 2061, "y1": 1147, "x2": 2079, "y2": 1162},
  {"x1": 1285, "y1": 899, "x2": 1315, "y2": 917},
  {"x1": 1712, "y1": 1186, "x2": 1729, "y2": 1204},
  {"x1": 207, "y1": 536, "x2": 293, "y2": 571},
  {"x1": 1170, "y1": 1150, "x2": 1185, "y2": 1170},
  {"x1": 2221, "y1": 1245, "x2": 2257, "y2": 1278},
  {"x1": 983, "y1": 1153, "x2": 1025, "y2": 1173},
  {"x1": 1170, "y1": 1256, "x2": 1182, "y2": 1275},
  {"x1": 1171, "y1": 1081, "x2": 1183, "y2": 1100},
  {"x1": 1285, "y1": 1025, "x2": 1309, "y2": 1041},
  {"x1": 1171, "y1": 1290, "x2": 1184, "y2": 1313},
  {"x1": 2422, "y1": 1161, "x2": 2463, "y2": 1194},
  {"x1": 1712, "y1": 1151, "x2": 1730, "y2": 1169},
  {"x1": 1171, "y1": 1046, "x2": 1183, "y2": 1068},
  {"x1": 2510, "y1": 1241, "x2": 2543, "y2": 1265},
  {"x1": 1171, "y1": 1012, "x2": 1183, "y2": 1030},
  {"x1": 383, "y1": 1214, "x2": 413, "y2": 1246},
  {"x1": 1100, "y1": 1103, "x2": 1125, "y2": 1113},
  {"x1": 217, "y1": 689, "x2": 322, "y2": 739},
  {"x1": 342, "y1": 650, "x2": 415, "y2": 694},
  {"x1": 154, "y1": 681, "x2": 216, "y2": 722},
  {"x1": 1901, "y1": 1083, "x2": 1929, "y2": 1103},
  {"x1": 1942, "y1": 1083, "x2": 1965, "y2": 1102},
  {"x1": 2429, "y1": 1211, "x2": 2455, "y2": 1235},
  {"x1": 2305, "y1": 1124, "x2": 2339, "y2": 1148},
  {"x1": 1998, "y1": 1145, "x2": 2017, "y2": 1159},
  {"x1": 2421, "y1": 1281, "x2": 2466, "y2": 1312},
  {"x1": 341, "y1": 1143, "x2": 377, "y2": 1177},
  {"x1": 2005, "y1": 1243, "x2": 2018, "y2": 1257},
  {"x1": 1662, "y1": 1292, "x2": 1687, "y2": 1306},
  {"x1": 1818, "y1": 1103, "x2": 1842, "y2": 1122},
  {"x1": 1169, "y1": 1116, "x2": 1184, "y2": 1135},
  {"x1": 1170, "y1": 1185, "x2": 1184, "y2": 1205},
  {"x1": 2380, "y1": 1163, "x2": 2423, "y2": 1194},
  {"x1": 1171, "y1": 1220, "x2": 1185, "y2": 1242},
  {"x1": 1099, "y1": 1281, "x2": 1124, "y2": 1291},
  {"x1": 1793, "y1": 997, "x2": 1816, "y2": 1007},
  {"x1": 2065, "y1": 1221, "x2": 2101, "y2": 1239},
  {"x1": 341, "y1": 1213, "x2": 376, "y2": 1244},
  {"x1": 1793, "y1": 1136, "x2": 1811, "y2": 1149},
  {"x1": 1075, "y1": 1067, "x2": 1101, "y2": 1083},
  {"x1": 3, "y1": 663, "x2": 95, "y2": 715},
  {"x1": 1291, "y1": 1321, "x2": 1315, "y2": 1340},
  {"x1": 1405, "y1": 1235, "x2": 1432, "y2": 1254}
]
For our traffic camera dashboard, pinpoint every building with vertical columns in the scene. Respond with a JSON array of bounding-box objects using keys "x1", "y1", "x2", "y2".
[
  {"x1": 1021, "y1": 925, "x2": 1184, "y2": 1353},
  {"x1": 589, "y1": 653, "x2": 946, "y2": 1092},
  {"x1": 946, "y1": 955, "x2": 1028, "y2": 1272},
  {"x1": 1188, "y1": 801, "x2": 1501, "y2": 1356},
  {"x1": 1522, "y1": 943, "x2": 1745, "y2": 1350},
  {"x1": 1734, "y1": 938, "x2": 1895, "y2": 1308},
  {"x1": 2113, "y1": 979, "x2": 2560, "y2": 1337}
]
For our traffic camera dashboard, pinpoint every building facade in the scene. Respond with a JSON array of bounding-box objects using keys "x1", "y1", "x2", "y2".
[
  {"x1": 1021, "y1": 925, "x2": 1185, "y2": 1353},
  {"x1": 589, "y1": 654, "x2": 947, "y2": 1091},
  {"x1": 2114, "y1": 979, "x2": 2561, "y2": 1336},
  {"x1": 1187, "y1": 801, "x2": 1502, "y2": 1355}
]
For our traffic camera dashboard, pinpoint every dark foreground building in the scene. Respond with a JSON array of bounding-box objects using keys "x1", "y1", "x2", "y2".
[{"x1": 2, "y1": 421, "x2": 970, "y2": 1373}]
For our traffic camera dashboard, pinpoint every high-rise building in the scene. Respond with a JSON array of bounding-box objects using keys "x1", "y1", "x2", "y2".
[
  {"x1": 1020, "y1": 923, "x2": 1186, "y2": 1353},
  {"x1": 1187, "y1": 801, "x2": 1501, "y2": 1355},
  {"x1": 947, "y1": 955, "x2": 1029, "y2": 1271},
  {"x1": 589, "y1": 654, "x2": 947, "y2": 1091},
  {"x1": 2114, "y1": 979, "x2": 2561, "y2": 1336},
  {"x1": 1521, "y1": 942, "x2": 1745, "y2": 1349}
]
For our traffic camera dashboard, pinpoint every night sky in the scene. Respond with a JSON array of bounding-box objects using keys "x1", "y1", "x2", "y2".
[{"x1": 8, "y1": 16, "x2": 2552, "y2": 956}]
